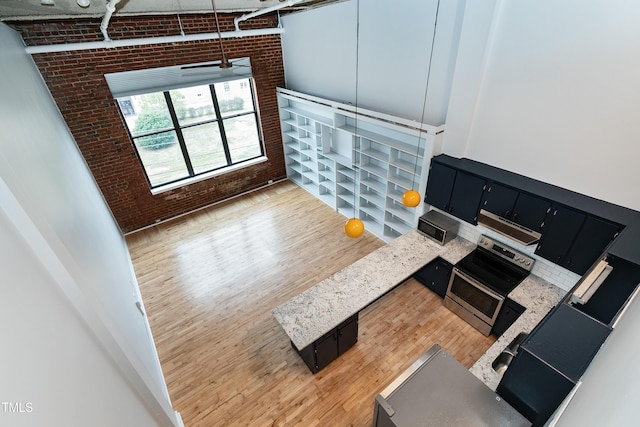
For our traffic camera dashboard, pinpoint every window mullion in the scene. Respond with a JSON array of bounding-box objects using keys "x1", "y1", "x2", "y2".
[
  {"x1": 249, "y1": 79, "x2": 265, "y2": 157},
  {"x1": 209, "y1": 85, "x2": 233, "y2": 166},
  {"x1": 164, "y1": 92, "x2": 195, "y2": 176}
]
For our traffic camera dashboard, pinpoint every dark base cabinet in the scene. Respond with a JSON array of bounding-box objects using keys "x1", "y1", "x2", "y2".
[
  {"x1": 413, "y1": 257, "x2": 453, "y2": 298},
  {"x1": 497, "y1": 348, "x2": 575, "y2": 426},
  {"x1": 491, "y1": 298, "x2": 525, "y2": 337},
  {"x1": 294, "y1": 313, "x2": 358, "y2": 374},
  {"x1": 497, "y1": 304, "x2": 611, "y2": 426}
]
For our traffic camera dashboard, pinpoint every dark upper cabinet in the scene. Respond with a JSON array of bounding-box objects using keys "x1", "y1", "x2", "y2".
[
  {"x1": 425, "y1": 162, "x2": 456, "y2": 211},
  {"x1": 562, "y1": 216, "x2": 621, "y2": 275},
  {"x1": 448, "y1": 171, "x2": 486, "y2": 224},
  {"x1": 481, "y1": 181, "x2": 519, "y2": 219},
  {"x1": 425, "y1": 162, "x2": 486, "y2": 224},
  {"x1": 511, "y1": 193, "x2": 551, "y2": 232},
  {"x1": 535, "y1": 205, "x2": 586, "y2": 264}
]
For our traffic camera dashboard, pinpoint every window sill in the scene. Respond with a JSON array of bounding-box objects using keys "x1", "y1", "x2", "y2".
[{"x1": 150, "y1": 156, "x2": 268, "y2": 195}]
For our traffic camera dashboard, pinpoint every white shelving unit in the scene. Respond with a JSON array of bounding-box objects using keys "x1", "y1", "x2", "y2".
[{"x1": 277, "y1": 88, "x2": 445, "y2": 242}]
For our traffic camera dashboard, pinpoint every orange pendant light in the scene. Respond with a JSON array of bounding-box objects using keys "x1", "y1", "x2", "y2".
[
  {"x1": 402, "y1": 189, "x2": 421, "y2": 208},
  {"x1": 344, "y1": 0, "x2": 365, "y2": 239},
  {"x1": 344, "y1": 218, "x2": 365, "y2": 238}
]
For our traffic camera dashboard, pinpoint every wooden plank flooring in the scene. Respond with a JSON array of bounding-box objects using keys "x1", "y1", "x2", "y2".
[{"x1": 126, "y1": 180, "x2": 496, "y2": 427}]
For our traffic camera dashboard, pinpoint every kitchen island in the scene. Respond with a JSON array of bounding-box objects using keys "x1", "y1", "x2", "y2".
[
  {"x1": 272, "y1": 229, "x2": 566, "y2": 381},
  {"x1": 272, "y1": 231, "x2": 473, "y2": 352}
]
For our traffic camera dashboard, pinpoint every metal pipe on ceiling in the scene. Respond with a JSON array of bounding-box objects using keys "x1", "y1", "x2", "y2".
[
  {"x1": 24, "y1": 27, "x2": 284, "y2": 54},
  {"x1": 25, "y1": 0, "x2": 289, "y2": 55},
  {"x1": 100, "y1": 0, "x2": 121, "y2": 41},
  {"x1": 234, "y1": 0, "x2": 305, "y2": 31}
]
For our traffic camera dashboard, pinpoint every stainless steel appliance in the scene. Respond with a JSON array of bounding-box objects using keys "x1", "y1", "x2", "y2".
[
  {"x1": 372, "y1": 344, "x2": 531, "y2": 427},
  {"x1": 477, "y1": 209, "x2": 541, "y2": 246},
  {"x1": 417, "y1": 210, "x2": 459, "y2": 245},
  {"x1": 444, "y1": 236, "x2": 534, "y2": 335}
]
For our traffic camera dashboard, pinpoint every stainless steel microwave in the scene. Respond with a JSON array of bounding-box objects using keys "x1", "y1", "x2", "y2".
[{"x1": 417, "y1": 210, "x2": 459, "y2": 245}]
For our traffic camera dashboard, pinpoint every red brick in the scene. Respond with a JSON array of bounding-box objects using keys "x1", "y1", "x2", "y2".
[{"x1": 8, "y1": 13, "x2": 286, "y2": 233}]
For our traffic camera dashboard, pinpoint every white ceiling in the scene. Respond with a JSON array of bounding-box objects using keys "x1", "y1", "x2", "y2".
[{"x1": 0, "y1": 0, "x2": 334, "y2": 20}]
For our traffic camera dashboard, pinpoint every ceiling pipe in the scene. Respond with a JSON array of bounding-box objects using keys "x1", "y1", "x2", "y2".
[
  {"x1": 234, "y1": 0, "x2": 305, "y2": 31},
  {"x1": 100, "y1": 0, "x2": 120, "y2": 41},
  {"x1": 24, "y1": 27, "x2": 284, "y2": 54}
]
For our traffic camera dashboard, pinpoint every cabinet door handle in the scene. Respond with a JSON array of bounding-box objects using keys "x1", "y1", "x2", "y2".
[{"x1": 513, "y1": 212, "x2": 518, "y2": 220}]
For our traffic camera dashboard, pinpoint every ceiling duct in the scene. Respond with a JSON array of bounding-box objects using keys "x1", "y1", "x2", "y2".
[{"x1": 100, "y1": 0, "x2": 120, "y2": 42}]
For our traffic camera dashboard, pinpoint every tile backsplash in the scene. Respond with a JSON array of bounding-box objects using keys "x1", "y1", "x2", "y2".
[{"x1": 454, "y1": 217, "x2": 580, "y2": 292}]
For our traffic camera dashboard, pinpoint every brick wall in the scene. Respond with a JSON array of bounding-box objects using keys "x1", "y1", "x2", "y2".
[{"x1": 8, "y1": 13, "x2": 286, "y2": 233}]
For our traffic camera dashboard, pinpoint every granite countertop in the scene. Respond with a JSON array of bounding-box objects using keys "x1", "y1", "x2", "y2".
[
  {"x1": 470, "y1": 275, "x2": 567, "y2": 390},
  {"x1": 272, "y1": 230, "x2": 475, "y2": 350},
  {"x1": 273, "y1": 228, "x2": 566, "y2": 391}
]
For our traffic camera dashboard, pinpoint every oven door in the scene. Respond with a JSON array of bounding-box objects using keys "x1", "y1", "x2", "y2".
[{"x1": 444, "y1": 267, "x2": 505, "y2": 336}]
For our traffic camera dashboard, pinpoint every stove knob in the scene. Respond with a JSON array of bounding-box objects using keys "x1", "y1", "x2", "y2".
[
  {"x1": 514, "y1": 256, "x2": 520, "y2": 261},
  {"x1": 525, "y1": 261, "x2": 531, "y2": 266}
]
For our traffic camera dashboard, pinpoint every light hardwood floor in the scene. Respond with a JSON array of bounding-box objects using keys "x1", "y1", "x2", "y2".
[{"x1": 126, "y1": 180, "x2": 496, "y2": 427}]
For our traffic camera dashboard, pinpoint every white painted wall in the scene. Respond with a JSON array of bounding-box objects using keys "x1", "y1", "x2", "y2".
[
  {"x1": 281, "y1": 0, "x2": 466, "y2": 125},
  {"x1": 445, "y1": 0, "x2": 640, "y2": 211},
  {"x1": 440, "y1": 2, "x2": 640, "y2": 423},
  {"x1": 0, "y1": 23, "x2": 180, "y2": 426}
]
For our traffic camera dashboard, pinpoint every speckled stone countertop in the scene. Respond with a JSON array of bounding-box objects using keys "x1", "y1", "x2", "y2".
[
  {"x1": 470, "y1": 275, "x2": 567, "y2": 390},
  {"x1": 272, "y1": 230, "x2": 475, "y2": 350}
]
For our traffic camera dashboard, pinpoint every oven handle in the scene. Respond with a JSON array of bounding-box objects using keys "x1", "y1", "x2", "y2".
[{"x1": 450, "y1": 267, "x2": 505, "y2": 301}]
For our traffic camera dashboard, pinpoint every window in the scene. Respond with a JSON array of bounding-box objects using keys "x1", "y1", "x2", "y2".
[
  {"x1": 118, "y1": 98, "x2": 135, "y2": 116},
  {"x1": 116, "y1": 78, "x2": 264, "y2": 189}
]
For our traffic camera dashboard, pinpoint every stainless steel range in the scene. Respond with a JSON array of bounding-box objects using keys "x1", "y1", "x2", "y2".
[{"x1": 444, "y1": 236, "x2": 535, "y2": 336}]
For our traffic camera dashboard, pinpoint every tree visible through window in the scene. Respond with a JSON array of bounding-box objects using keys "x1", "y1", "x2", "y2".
[{"x1": 117, "y1": 78, "x2": 264, "y2": 188}]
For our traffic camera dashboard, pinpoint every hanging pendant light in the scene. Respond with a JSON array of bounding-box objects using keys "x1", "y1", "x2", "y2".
[
  {"x1": 345, "y1": 0, "x2": 364, "y2": 238},
  {"x1": 344, "y1": 217, "x2": 365, "y2": 238},
  {"x1": 212, "y1": 0, "x2": 232, "y2": 69},
  {"x1": 402, "y1": 189, "x2": 421, "y2": 207},
  {"x1": 402, "y1": 0, "x2": 441, "y2": 208}
]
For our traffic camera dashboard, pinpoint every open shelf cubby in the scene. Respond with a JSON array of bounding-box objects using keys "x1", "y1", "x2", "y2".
[{"x1": 278, "y1": 88, "x2": 444, "y2": 242}]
